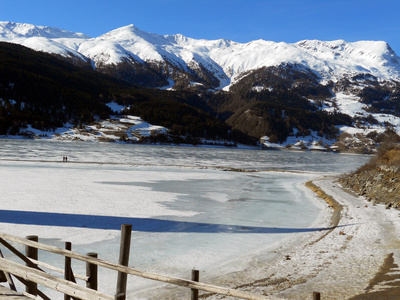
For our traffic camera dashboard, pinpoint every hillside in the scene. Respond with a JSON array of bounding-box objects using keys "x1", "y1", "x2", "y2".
[
  {"x1": 0, "y1": 42, "x2": 245, "y2": 144},
  {"x1": 340, "y1": 145, "x2": 400, "y2": 206}
]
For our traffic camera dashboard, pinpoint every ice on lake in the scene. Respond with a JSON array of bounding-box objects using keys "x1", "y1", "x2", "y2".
[{"x1": 0, "y1": 139, "x2": 369, "y2": 298}]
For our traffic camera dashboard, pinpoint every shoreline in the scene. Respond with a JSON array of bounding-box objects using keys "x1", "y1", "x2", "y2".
[
  {"x1": 196, "y1": 176, "x2": 400, "y2": 300},
  {"x1": 0, "y1": 135, "x2": 381, "y2": 154}
]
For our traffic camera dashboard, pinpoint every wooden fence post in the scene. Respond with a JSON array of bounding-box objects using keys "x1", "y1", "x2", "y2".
[
  {"x1": 115, "y1": 224, "x2": 132, "y2": 300},
  {"x1": 64, "y1": 242, "x2": 72, "y2": 300},
  {"x1": 191, "y1": 269, "x2": 199, "y2": 300},
  {"x1": 313, "y1": 291, "x2": 321, "y2": 300},
  {"x1": 86, "y1": 252, "x2": 98, "y2": 291},
  {"x1": 25, "y1": 235, "x2": 38, "y2": 296}
]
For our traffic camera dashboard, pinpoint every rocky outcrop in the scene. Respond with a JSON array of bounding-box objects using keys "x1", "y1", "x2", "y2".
[{"x1": 339, "y1": 147, "x2": 400, "y2": 207}]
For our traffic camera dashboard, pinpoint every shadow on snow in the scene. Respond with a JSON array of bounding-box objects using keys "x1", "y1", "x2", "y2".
[{"x1": 0, "y1": 210, "x2": 339, "y2": 233}]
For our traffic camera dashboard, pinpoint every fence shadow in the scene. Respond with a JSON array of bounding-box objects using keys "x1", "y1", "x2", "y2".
[{"x1": 0, "y1": 209, "x2": 338, "y2": 234}]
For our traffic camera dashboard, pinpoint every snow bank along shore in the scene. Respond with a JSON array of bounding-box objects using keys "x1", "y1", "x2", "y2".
[{"x1": 198, "y1": 176, "x2": 400, "y2": 300}]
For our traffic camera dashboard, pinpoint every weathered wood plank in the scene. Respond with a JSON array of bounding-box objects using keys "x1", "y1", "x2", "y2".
[
  {"x1": 0, "y1": 285, "x2": 30, "y2": 299},
  {"x1": 0, "y1": 259, "x2": 113, "y2": 300},
  {"x1": 28, "y1": 259, "x2": 88, "y2": 281}
]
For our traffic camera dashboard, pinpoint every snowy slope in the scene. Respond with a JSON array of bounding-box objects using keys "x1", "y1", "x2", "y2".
[
  {"x1": 295, "y1": 39, "x2": 400, "y2": 81},
  {"x1": 0, "y1": 21, "x2": 88, "y2": 39},
  {"x1": 0, "y1": 21, "x2": 89, "y2": 59},
  {"x1": 2, "y1": 21, "x2": 400, "y2": 89}
]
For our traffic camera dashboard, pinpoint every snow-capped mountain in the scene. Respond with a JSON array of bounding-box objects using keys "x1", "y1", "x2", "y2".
[
  {"x1": 2, "y1": 21, "x2": 400, "y2": 152},
  {"x1": 0, "y1": 22, "x2": 88, "y2": 60},
  {"x1": 2, "y1": 21, "x2": 400, "y2": 90}
]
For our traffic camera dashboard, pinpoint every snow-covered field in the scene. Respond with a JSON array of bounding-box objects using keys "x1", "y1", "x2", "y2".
[{"x1": 0, "y1": 140, "x2": 372, "y2": 299}]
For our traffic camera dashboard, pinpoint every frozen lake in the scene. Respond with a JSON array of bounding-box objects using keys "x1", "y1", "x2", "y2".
[{"x1": 0, "y1": 140, "x2": 369, "y2": 298}]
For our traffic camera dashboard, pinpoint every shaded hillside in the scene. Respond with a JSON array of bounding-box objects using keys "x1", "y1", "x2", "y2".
[
  {"x1": 229, "y1": 64, "x2": 332, "y2": 101},
  {"x1": 1, "y1": 40, "x2": 400, "y2": 149},
  {"x1": 128, "y1": 99, "x2": 223, "y2": 138},
  {"x1": 126, "y1": 99, "x2": 249, "y2": 143},
  {"x1": 0, "y1": 42, "x2": 236, "y2": 142},
  {"x1": 225, "y1": 101, "x2": 352, "y2": 143},
  {"x1": 0, "y1": 42, "x2": 132, "y2": 133},
  {"x1": 340, "y1": 146, "x2": 400, "y2": 206},
  {"x1": 204, "y1": 65, "x2": 353, "y2": 143}
]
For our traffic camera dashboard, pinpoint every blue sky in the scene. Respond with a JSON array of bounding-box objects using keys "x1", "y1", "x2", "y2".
[{"x1": 1, "y1": 0, "x2": 400, "y2": 54}]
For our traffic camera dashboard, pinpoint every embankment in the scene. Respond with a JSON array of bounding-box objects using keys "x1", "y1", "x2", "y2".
[{"x1": 339, "y1": 147, "x2": 400, "y2": 207}]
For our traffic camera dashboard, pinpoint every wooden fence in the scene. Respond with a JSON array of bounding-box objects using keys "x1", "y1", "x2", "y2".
[{"x1": 0, "y1": 225, "x2": 282, "y2": 300}]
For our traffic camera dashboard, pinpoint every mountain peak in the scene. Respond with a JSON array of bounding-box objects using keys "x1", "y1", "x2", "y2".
[
  {"x1": 98, "y1": 24, "x2": 167, "y2": 44},
  {"x1": 99, "y1": 24, "x2": 140, "y2": 37},
  {"x1": 0, "y1": 21, "x2": 89, "y2": 39}
]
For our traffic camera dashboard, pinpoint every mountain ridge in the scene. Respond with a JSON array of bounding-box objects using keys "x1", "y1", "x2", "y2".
[
  {"x1": 0, "y1": 21, "x2": 89, "y2": 39},
  {"x1": 2, "y1": 21, "x2": 400, "y2": 90}
]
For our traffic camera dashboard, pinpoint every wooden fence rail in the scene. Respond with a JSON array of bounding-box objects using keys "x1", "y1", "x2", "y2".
[
  {"x1": 0, "y1": 258, "x2": 113, "y2": 300},
  {"x1": 0, "y1": 229, "x2": 289, "y2": 300},
  {"x1": 28, "y1": 258, "x2": 89, "y2": 281}
]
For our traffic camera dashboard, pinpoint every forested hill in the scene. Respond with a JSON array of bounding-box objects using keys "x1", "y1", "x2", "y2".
[
  {"x1": 0, "y1": 42, "x2": 249, "y2": 143},
  {"x1": 1, "y1": 41, "x2": 400, "y2": 151},
  {"x1": 0, "y1": 42, "x2": 129, "y2": 132}
]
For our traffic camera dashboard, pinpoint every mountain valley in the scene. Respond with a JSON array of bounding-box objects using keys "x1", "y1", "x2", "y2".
[{"x1": 1, "y1": 22, "x2": 400, "y2": 152}]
